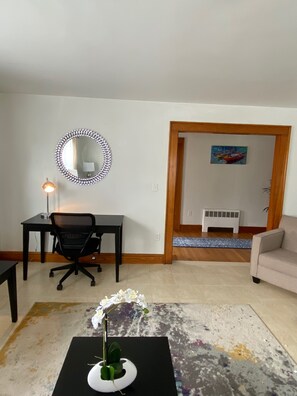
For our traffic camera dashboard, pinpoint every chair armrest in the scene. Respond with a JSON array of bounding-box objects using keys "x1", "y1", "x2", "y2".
[
  {"x1": 250, "y1": 228, "x2": 284, "y2": 276},
  {"x1": 253, "y1": 228, "x2": 284, "y2": 253}
]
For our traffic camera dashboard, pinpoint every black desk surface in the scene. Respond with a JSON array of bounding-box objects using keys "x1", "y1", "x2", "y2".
[
  {"x1": 22, "y1": 213, "x2": 124, "y2": 227},
  {"x1": 52, "y1": 337, "x2": 177, "y2": 396}
]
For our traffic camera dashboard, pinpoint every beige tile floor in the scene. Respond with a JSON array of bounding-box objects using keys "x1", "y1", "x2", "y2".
[{"x1": 1, "y1": 260, "x2": 297, "y2": 362}]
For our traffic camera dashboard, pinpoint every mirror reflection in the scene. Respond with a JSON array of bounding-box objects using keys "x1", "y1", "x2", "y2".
[{"x1": 62, "y1": 137, "x2": 104, "y2": 179}]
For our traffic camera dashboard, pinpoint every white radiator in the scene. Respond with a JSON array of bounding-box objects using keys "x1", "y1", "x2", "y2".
[{"x1": 202, "y1": 209, "x2": 240, "y2": 233}]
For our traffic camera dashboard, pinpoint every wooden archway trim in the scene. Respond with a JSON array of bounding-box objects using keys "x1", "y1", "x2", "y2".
[
  {"x1": 173, "y1": 137, "x2": 185, "y2": 231},
  {"x1": 164, "y1": 121, "x2": 291, "y2": 263}
]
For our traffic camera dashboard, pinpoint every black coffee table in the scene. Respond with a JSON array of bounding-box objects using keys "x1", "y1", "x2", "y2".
[{"x1": 52, "y1": 337, "x2": 177, "y2": 396}]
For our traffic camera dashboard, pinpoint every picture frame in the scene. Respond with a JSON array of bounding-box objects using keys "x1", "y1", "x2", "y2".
[{"x1": 210, "y1": 145, "x2": 248, "y2": 165}]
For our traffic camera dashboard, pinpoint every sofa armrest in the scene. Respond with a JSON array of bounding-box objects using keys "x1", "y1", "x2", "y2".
[{"x1": 250, "y1": 228, "x2": 284, "y2": 276}]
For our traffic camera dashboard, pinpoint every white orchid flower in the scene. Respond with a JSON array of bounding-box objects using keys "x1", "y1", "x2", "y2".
[
  {"x1": 91, "y1": 289, "x2": 149, "y2": 330},
  {"x1": 91, "y1": 308, "x2": 105, "y2": 329}
]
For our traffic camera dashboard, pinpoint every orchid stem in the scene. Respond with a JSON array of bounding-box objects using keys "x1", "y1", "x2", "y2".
[{"x1": 103, "y1": 315, "x2": 108, "y2": 366}]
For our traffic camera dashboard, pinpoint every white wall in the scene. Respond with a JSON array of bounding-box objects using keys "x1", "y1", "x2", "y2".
[
  {"x1": 0, "y1": 95, "x2": 8, "y2": 246},
  {"x1": 180, "y1": 133, "x2": 275, "y2": 226},
  {"x1": 1, "y1": 93, "x2": 297, "y2": 254}
]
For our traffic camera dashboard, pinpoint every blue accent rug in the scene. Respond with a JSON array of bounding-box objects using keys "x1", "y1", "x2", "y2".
[{"x1": 173, "y1": 237, "x2": 252, "y2": 249}]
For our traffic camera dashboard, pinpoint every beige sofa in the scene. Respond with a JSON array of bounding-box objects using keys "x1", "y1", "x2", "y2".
[{"x1": 250, "y1": 215, "x2": 297, "y2": 293}]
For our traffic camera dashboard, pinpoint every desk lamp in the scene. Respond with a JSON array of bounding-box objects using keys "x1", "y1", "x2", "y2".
[{"x1": 42, "y1": 178, "x2": 56, "y2": 219}]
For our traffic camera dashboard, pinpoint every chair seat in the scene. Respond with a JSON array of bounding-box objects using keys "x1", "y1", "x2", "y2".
[{"x1": 55, "y1": 237, "x2": 100, "y2": 258}]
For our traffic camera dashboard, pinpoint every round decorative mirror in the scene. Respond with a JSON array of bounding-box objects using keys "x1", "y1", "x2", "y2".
[{"x1": 55, "y1": 128, "x2": 112, "y2": 185}]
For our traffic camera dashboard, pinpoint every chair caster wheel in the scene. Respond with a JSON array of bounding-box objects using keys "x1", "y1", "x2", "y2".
[
  {"x1": 97, "y1": 266, "x2": 102, "y2": 272},
  {"x1": 57, "y1": 284, "x2": 63, "y2": 290},
  {"x1": 91, "y1": 280, "x2": 95, "y2": 286},
  {"x1": 49, "y1": 271, "x2": 54, "y2": 277}
]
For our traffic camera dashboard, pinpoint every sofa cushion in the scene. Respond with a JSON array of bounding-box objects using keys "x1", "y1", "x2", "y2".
[
  {"x1": 279, "y1": 215, "x2": 297, "y2": 253},
  {"x1": 259, "y1": 248, "x2": 297, "y2": 277}
]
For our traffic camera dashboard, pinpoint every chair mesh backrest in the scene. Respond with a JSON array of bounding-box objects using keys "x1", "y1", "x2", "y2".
[{"x1": 50, "y1": 213, "x2": 96, "y2": 257}]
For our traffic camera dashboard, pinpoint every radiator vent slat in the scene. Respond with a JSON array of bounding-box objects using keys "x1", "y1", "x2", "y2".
[{"x1": 202, "y1": 209, "x2": 240, "y2": 233}]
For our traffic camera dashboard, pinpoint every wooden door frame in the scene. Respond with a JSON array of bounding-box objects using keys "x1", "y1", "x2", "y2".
[
  {"x1": 164, "y1": 121, "x2": 291, "y2": 263},
  {"x1": 173, "y1": 137, "x2": 185, "y2": 231}
]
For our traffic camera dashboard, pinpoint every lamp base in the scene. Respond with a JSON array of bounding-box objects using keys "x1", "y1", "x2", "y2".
[{"x1": 41, "y1": 213, "x2": 50, "y2": 219}]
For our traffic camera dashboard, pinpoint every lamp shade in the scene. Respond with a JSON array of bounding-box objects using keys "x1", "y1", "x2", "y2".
[{"x1": 42, "y1": 178, "x2": 56, "y2": 193}]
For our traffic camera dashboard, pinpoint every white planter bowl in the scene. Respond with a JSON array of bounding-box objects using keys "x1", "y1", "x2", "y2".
[{"x1": 87, "y1": 358, "x2": 137, "y2": 393}]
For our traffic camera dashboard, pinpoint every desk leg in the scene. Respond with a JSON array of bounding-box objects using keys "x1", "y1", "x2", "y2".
[
  {"x1": 115, "y1": 227, "x2": 122, "y2": 282},
  {"x1": 23, "y1": 227, "x2": 29, "y2": 280},
  {"x1": 119, "y1": 225, "x2": 122, "y2": 265},
  {"x1": 7, "y1": 267, "x2": 18, "y2": 322},
  {"x1": 40, "y1": 231, "x2": 46, "y2": 263}
]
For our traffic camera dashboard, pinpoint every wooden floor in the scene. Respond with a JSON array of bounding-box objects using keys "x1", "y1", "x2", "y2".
[{"x1": 173, "y1": 230, "x2": 252, "y2": 262}]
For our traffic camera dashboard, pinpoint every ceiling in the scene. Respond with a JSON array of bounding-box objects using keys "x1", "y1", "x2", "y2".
[{"x1": 1, "y1": 0, "x2": 297, "y2": 108}]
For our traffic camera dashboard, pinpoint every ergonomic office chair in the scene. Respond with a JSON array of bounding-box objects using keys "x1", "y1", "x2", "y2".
[{"x1": 49, "y1": 212, "x2": 102, "y2": 290}]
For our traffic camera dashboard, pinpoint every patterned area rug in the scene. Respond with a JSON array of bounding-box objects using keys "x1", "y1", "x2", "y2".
[
  {"x1": 1, "y1": 302, "x2": 296, "y2": 395},
  {"x1": 173, "y1": 237, "x2": 252, "y2": 249}
]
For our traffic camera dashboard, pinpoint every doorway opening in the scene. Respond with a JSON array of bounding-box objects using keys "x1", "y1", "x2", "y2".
[{"x1": 164, "y1": 121, "x2": 291, "y2": 264}]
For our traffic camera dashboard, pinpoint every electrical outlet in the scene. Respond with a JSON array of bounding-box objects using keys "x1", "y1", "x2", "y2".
[
  {"x1": 155, "y1": 233, "x2": 160, "y2": 241},
  {"x1": 152, "y1": 183, "x2": 159, "y2": 192}
]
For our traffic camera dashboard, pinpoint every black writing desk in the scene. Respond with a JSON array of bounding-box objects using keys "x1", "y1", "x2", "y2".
[
  {"x1": 21, "y1": 213, "x2": 123, "y2": 282},
  {"x1": 52, "y1": 337, "x2": 177, "y2": 396}
]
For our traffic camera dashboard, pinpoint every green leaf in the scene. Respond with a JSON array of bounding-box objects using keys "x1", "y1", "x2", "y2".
[
  {"x1": 101, "y1": 365, "x2": 110, "y2": 380},
  {"x1": 107, "y1": 342, "x2": 121, "y2": 364},
  {"x1": 101, "y1": 364, "x2": 119, "y2": 381},
  {"x1": 110, "y1": 361, "x2": 123, "y2": 377},
  {"x1": 108, "y1": 365, "x2": 115, "y2": 381},
  {"x1": 101, "y1": 342, "x2": 124, "y2": 380}
]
